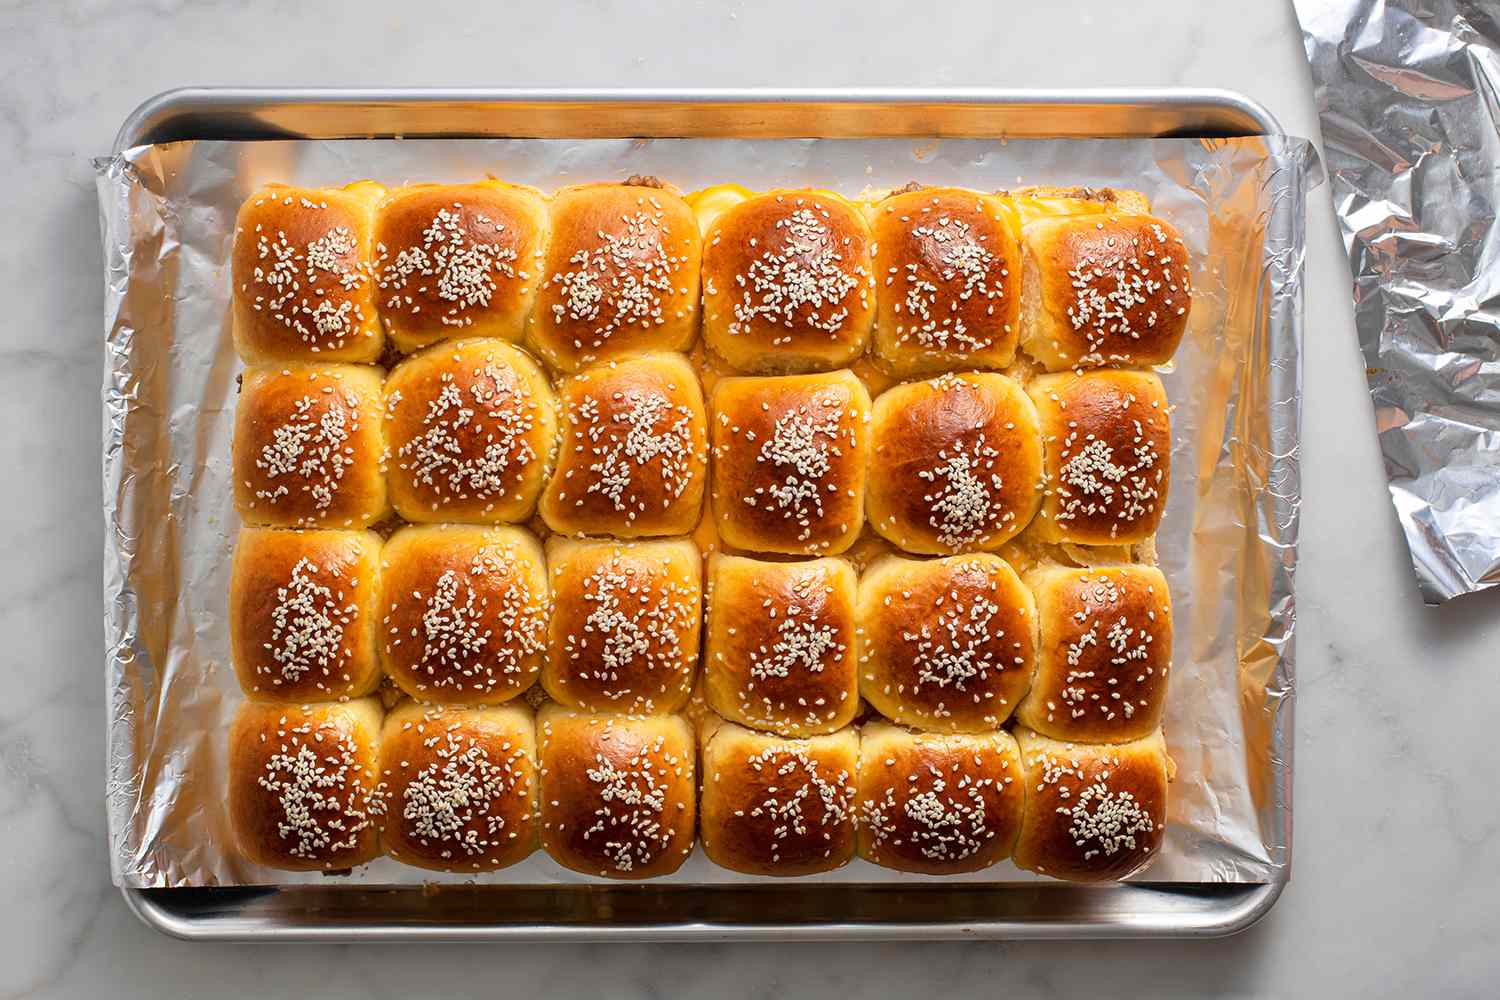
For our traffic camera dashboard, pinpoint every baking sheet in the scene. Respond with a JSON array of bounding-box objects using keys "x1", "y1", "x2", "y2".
[{"x1": 97, "y1": 134, "x2": 1316, "y2": 888}]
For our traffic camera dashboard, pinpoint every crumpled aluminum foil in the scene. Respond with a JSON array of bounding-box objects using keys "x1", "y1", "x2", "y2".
[
  {"x1": 1296, "y1": 0, "x2": 1500, "y2": 603},
  {"x1": 96, "y1": 135, "x2": 1317, "y2": 888}
]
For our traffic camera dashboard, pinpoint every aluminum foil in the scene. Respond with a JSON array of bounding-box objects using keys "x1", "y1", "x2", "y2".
[
  {"x1": 96, "y1": 135, "x2": 1316, "y2": 888},
  {"x1": 1295, "y1": 0, "x2": 1500, "y2": 603}
]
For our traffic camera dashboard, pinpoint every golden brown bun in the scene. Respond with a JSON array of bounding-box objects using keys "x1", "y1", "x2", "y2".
[
  {"x1": 383, "y1": 338, "x2": 558, "y2": 524},
  {"x1": 866, "y1": 373, "x2": 1043, "y2": 554},
  {"x1": 702, "y1": 190, "x2": 875, "y2": 373},
  {"x1": 232, "y1": 183, "x2": 385, "y2": 363},
  {"x1": 377, "y1": 524, "x2": 548, "y2": 704},
  {"x1": 542, "y1": 537, "x2": 702, "y2": 713},
  {"x1": 703, "y1": 555, "x2": 859, "y2": 737},
  {"x1": 227, "y1": 698, "x2": 383, "y2": 871},
  {"x1": 1013, "y1": 727, "x2": 1168, "y2": 882},
  {"x1": 869, "y1": 187, "x2": 1021, "y2": 376},
  {"x1": 536, "y1": 705, "x2": 696, "y2": 878},
  {"x1": 233, "y1": 364, "x2": 389, "y2": 529},
  {"x1": 1027, "y1": 370, "x2": 1170, "y2": 545},
  {"x1": 539, "y1": 353, "x2": 708, "y2": 538},
  {"x1": 373, "y1": 181, "x2": 548, "y2": 353},
  {"x1": 1016, "y1": 564, "x2": 1171, "y2": 743},
  {"x1": 229, "y1": 527, "x2": 383, "y2": 701},
  {"x1": 708, "y1": 370, "x2": 872, "y2": 555},
  {"x1": 856, "y1": 553, "x2": 1036, "y2": 732},
  {"x1": 526, "y1": 183, "x2": 701, "y2": 372},
  {"x1": 699, "y1": 722, "x2": 857, "y2": 876},
  {"x1": 378, "y1": 702, "x2": 538, "y2": 872},
  {"x1": 1019, "y1": 213, "x2": 1192, "y2": 371},
  {"x1": 856, "y1": 722, "x2": 1024, "y2": 874}
]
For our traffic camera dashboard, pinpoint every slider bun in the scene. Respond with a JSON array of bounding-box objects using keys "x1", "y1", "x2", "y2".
[
  {"x1": 1019, "y1": 212, "x2": 1192, "y2": 371},
  {"x1": 232, "y1": 363, "x2": 389, "y2": 529},
  {"x1": 701, "y1": 190, "x2": 875, "y2": 373},
  {"x1": 227, "y1": 698, "x2": 383, "y2": 871},
  {"x1": 229, "y1": 527, "x2": 383, "y2": 701},
  {"x1": 384, "y1": 338, "x2": 558, "y2": 524},
  {"x1": 527, "y1": 181, "x2": 702, "y2": 373},
  {"x1": 539, "y1": 352, "x2": 708, "y2": 538},
  {"x1": 542, "y1": 536, "x2": 702, "y2": 714},
  {"x1": 232, "y1": 182, "x2": 385, "y2": 363},
  {"x1": 1012, "y1": 726, "x2": 1169, "y2": 882},
  {"x1": 708, "y1": 369, "x2": 872, "y2": 555},
  {"x1": 869, "y1": 187, "x2": 1021, "y2": 376},
  {"x1": 1027, "y1": 370, "x2": 1170, "y2": 545},
  {"x1": 377, "y1": 524, "x2": 548, "y2": 705},
  {"x1": 703, "y1": 554, "x2": 859, "y2": 737},
  {"x1": 856, "y1": 553, "x2": 1036, "y2": 732},
  {"x1": 378, "y1": 701, "x2": 538, "y2": 872},
  {"x1": 856, "y1": 722, "x2": 1024, "y2": 874},
  {"x1": 1016, "y1": 564, "x2": 1171, "y2": 743},
  {"x1": 537, "y1": 705, "x2": 696, "y2": 879},
  {"x1": 373, "y1": 181, "x2": 548, "y2": 353},
  {"x1": 699, "y1": 722, "x2": 858, "y2": 876},
  {"x1": 866, "y1": 373, "x2": 1043, "y2": 554}
]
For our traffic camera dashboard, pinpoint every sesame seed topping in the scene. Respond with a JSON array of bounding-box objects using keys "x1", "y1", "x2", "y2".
[
  {"x1": 391, "y1": 357, "x2": 540, "y2": 509},
  {"x1": 574, "y1": 738, "x2": 687, "y2": 874},
  {"x1": 250, "y1": 385, "x2": 363, "y2": 522},
  {"x1": 387, "y1": 544, "x2": 546, "y2": 695},
  {"x1": 562, "y1": 378, "x2": 700, "y2": 523},
  {"x1": 737, "y1": 744, "x2": 853, "y2": 858},
  {"x1": 244, "y1": 210, "x2": 369, "y2": 349},
  {"x1": 559, "y1": 552, "x2": 697, "y2": 709},
  {"x1": 545, "y1": 210, "x2": 684, "y2": 352},
  {"x1": 260, "y1": 556, "x2": 356, "y2": 687},
  {"x1": 395, "y1": 718, "x2": 527, "y2": 859},
  {"x1": 376, "y1": 205, "x2": 519, "y2": 328},
  {"x1": 892, "y1": 215, "x2": 1007, "y2": 354},
  {"x1": 256, "y1": 719, "x2": 381, "y2": 861},
  {"x1": 1045, "y1": 381, "x2": 1166, "y2": 539},
  {"x1": 862, "y1": 745, "x2": 1012, "y2": 865},
  {"x1": 726, "y1": 206, "x2": 867, "y2": 338},
  {"x1": 919, "y1": 437, "x2": 1005, "y2": 550},
  {"x1": 1059, "y1": 219, "x2": 1191, "y2": 365}
]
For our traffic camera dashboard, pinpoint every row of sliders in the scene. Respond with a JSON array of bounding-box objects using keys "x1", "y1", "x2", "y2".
[
  {"x1": 234, "y1": 348, "x2": 1171, "y2": 552},
  {"x1": 229, "y1": 699, "x2": 1170, "y2": 882},
  {"x1": 232, "y1": 523, "x2": 1171, "y2": 743},
  {"x1": 232, "y1": 179, "x2": 1192, "y2": 376}
]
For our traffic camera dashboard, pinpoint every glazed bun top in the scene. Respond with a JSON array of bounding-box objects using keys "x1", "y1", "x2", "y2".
[
  {"x1": 869, "y1": 186, "x2": 1021, "y2": 376},
  {"x1": 372, "y1": 180, "x2": 548, "y2": 352},
  {"x1": 527, "y1": 181, "x2": 702, "y2": 372},
  {"x1": 701, "y1": 189, "x2": 875, "y2": 373},
  {"x1": 231, "y1": 182, "x2": 385, "y2": 363}
]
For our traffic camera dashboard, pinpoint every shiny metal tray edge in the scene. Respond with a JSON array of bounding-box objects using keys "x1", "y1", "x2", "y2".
[
  {"x1": 110, "y1": 86, "x2": 1289, "y2": 942},
  {"x1": 113, "y1": 86, "x2": 1282, "y2": 149},
  {"x1": 124, "y1": 882, "x2": 1284, "y2": 942}
]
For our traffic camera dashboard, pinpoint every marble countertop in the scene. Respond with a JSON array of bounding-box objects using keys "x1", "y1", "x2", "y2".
[{"x1": 4, "y1": 0, "x2": 1494, "y2": 996}]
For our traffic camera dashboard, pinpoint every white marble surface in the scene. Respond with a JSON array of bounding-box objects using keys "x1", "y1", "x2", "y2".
[{"x1": 2, "y1": 0, "x2": 1494, "y2": 996}]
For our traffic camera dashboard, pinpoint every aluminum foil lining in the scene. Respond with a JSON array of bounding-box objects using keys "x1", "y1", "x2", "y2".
[
  {"x1": 96, "y1": 135, "x2": 1316, "y2": 888},
  {"x1": 1296, "y1": 0, "x2": 1500, "y2": 603}
]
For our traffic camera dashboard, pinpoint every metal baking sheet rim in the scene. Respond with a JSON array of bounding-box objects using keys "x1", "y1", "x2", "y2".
[{"x1": 108, "y1": 86, "x2": 1293, "y2": 942}]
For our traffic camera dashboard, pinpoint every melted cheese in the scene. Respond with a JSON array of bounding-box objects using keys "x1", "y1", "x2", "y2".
[
  {"x1": 342, "y1": 179, "x2": 388, "y2": 207},
  {"x1": 687, "y1": 183, "x2": 753, "y2": 234},
  {"x1": 998, "y1": 196, "x2": 1113, "y2": 231},
  {"x1": 689, "y1": 185, "x2": 861, "y2": 235}
]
